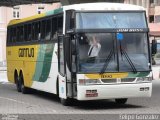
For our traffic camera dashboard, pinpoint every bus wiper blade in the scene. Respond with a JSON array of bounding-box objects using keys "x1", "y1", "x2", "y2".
[
  {"x1": 121, "y1": 49, "x2": 137, "y2": 73},
  {"x1": 100, "y1": 49, "x2": 114, "y2": 74}
]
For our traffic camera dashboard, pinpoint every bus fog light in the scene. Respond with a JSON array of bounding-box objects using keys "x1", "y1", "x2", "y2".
[
  {"x1": 140, "y1": 87, "x2": 150, "y2": 91},
  {"x1": 144, "y1": 87, "x2": 149, "y2": 91}
]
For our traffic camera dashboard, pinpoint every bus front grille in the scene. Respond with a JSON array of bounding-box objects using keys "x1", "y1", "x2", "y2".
[
  {"x1": 121, "y1": 78, "x2": 136, "y2": 82},
  {"x1": 101, "y1": 78, "x2": 136, "y2": 83},
  {"x1": 101, "y1": 79, "x2": 117, "y2": 83}
]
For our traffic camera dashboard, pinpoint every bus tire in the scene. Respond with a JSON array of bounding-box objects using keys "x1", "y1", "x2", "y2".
[
  {"x1": 60, "y1": 98, "x2": 71, "y2": 106},
  {"x1": 19, "y1": 72, "x2": 29, "y2": 94},
  {"x1": 115, "y1": 98, "x2": 128, "y2": 104},
  {"x1": 15, "y1": 73, "x2": 21, "y2": 92},
  {"x1": 15, "y1": 75, "x2": 22, "y2": 92}
]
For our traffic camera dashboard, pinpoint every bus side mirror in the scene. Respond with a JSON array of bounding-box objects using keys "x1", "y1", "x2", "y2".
[{"x1": 152, "y1": 40, "x2": 157, "y2": 55}]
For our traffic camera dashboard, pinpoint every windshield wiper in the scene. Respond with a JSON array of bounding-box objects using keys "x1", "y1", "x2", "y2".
[
  {"x1": 100, "y1": 49, "x2": 114, "y2": 74},
  {"x1": 120, "y1": 45, "x2": 137, "y2": 73}
]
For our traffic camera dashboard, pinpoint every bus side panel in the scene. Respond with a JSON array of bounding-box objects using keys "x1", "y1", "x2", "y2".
[
  {"x1": 6, "y1": 45, "x2": 39, "y2": 87},
  {"x1": 7, "y1": 43, "x2": 59, "y2": 94},
  {"x1": 31, "y1": 43, "x2": 58, "y2": 94}
]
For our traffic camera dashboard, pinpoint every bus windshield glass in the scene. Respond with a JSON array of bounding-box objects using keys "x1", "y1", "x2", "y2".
[
  {"x1": 77, "y1": 33, "x2": 150, "y2": 73},
  {"x1": 76, "y1": 12, "x2": 147, "y2": 29}
]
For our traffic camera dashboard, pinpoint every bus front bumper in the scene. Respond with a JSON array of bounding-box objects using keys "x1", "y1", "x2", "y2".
[{"x1": 77, "y1": 82, "x2": 152, "y2": 100}]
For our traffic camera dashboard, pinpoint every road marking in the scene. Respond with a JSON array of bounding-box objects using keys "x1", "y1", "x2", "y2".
[
  {"x1": 0, "y1": 96, "x2": 38, "y2": 107},
  {"x1": 0, "y1": 82, "x2": 10, "y2": 84},
  {"x1": 0, "y1": 96, "x2": 57, "y2": 113}
]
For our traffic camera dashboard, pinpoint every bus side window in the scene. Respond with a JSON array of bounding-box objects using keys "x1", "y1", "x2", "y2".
[
  {"x1": 20, "y1": 26, "x2": 24, "y2": 42},
  {"x1": 32, "y1": 23, "x2": 35, "y2": 41},
  {"x1": 7, "y1": 27, "x2": 10, "y2": 44},
  {"x1": 13, "y1": 27, "x2": 16, "y2": 43},
  {"x1": 16, "y1": 26, "x2": 20, "y2": 42},
  {"x1": 35, "y1": 21, "x2": 41, "y2": 41},
  {"x1": 45, "y1": 19, "x2": 51, "y2": 41},
  {"x1": 41, "y1": 20, "x2": 46, "y2": 40},
  {"x1": 27, "y1": 24, "x2": 32, "y2": 41},
  {"x1": 66, "y1": 10, "x2": 75, "y2": 30},
  {"x1": 11, "y1": 27, "x2": 15, "y2": 43},
  {"x1": 51, "y1": 17, "x2": 58, "y2": 41},
  {"x1": 17, "y1": 26, "x2": 23, "y2": 43},
  {"x1": 24, "y1": 24, "x2": 27, "y2": 41},
  {"x1": 57, "y1": 16, "x2": 63, "y2": 34}
]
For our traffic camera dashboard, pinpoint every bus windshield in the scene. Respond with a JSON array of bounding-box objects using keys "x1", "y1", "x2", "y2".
[
  {"x1": 76, "y1": 12, "x2": 147, "y2": 29},
  {"x1": 77, "y1": 33, "x2": 150, "y2": 73}
]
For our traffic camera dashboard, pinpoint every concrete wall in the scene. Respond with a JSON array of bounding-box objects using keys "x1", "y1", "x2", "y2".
[{"x1": 155, "y1": 6, "x2": 160, "y2": 23}]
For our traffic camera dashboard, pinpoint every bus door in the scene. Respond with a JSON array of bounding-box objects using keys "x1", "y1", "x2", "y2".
[
  {"x1": 58, "y1": 34, "x2": 77, "y2": 99},
  {"x1": 64, "y1": 34, "x2": 77, "y2": 98},
  {"x1": 58, "y1": 35, "x2": 67, "y2": 99},
  {"x1": 62, "y1": 10, "x2": 77, "y2": 99}
]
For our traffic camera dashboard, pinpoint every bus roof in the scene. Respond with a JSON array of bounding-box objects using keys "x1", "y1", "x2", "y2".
[
  {"x1": 8, "y1": 3, "x2": 145, "y2": 26},
  {"x1": 63, "y1": 3, "x2": 145, "y2": 11}
]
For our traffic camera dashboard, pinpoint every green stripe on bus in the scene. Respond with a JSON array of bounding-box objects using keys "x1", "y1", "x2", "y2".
[
  {"x1": 33, "y1": 43, "x2": 55, "y2": 82},
  {"x1": 46, "y1": 8, "x2": 63, "y2": 16},
  {"x1": 32, "y1": 45, "x2": 46, "y2": 81},
  {"x1": 128, "y1": 72, "x2": 150, "y2": 78}
]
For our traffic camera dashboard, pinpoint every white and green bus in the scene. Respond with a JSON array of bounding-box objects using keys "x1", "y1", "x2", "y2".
[{"x1": 7, "y1": 3, "x2": 152, "y2": 105}]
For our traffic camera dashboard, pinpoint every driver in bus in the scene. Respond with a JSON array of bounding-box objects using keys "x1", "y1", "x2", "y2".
[{"x1": 87, "y1": 36, "x2": 101, "y2": 63}]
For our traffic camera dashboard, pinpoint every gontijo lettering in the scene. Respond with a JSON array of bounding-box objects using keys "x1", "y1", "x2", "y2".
[{"x1": 18, "y1": 48, "x2": 34, "y2": 57}]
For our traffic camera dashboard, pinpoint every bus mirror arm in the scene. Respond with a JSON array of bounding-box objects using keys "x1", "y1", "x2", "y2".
[
  {"x1": 71, "y1": 39, "x2": 76, "y2": 55},
  {"x1": 72, "y1": 55, "x2": 76, "y2": 73},
  {"x1": 152, "y1": 39, "x2": 157, "y2": 55}
]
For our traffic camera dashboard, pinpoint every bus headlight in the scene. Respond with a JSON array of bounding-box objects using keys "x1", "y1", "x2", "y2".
[
  {"x1": 79, "y1": 79, "x2": 101, "y2": 85},
  {"x1": 137, "y1": 77, "x2": 152, "y2": 82}
]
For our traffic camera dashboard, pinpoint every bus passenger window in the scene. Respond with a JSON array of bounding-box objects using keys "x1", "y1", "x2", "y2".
[
  {"x1": 57, "y1": 16, "x2": 63, "y2": 34},
  {"x1": 41, "y1": 20, "x2": 46, "y2": 40},
  {"x1": 24, "y1": 24, "x2": 27, "y2": 41},
  {"x1": 51, "y1": 17, "x2": 58, "y2": 41},
  {"x1": 27, "y1": 24, "x2": 32, "y2": 41},
  {"x1": 12, "y1": 27, "x2": 16, "y2": 43},
  {"x1": 16, "y1": 26, "x2": 20, "y2": 42},
  {"x1": 7, "y1": 28, "x2": 10, "y2": 44},
  {"x1": 35, "y1": 21, "x2": 41, "y2": 40},
  {"x1": 19, "y1": 26, "x2": 24, "y2": 42},
  {"x1": 45, "y1": 19, "x2": 51, "y2": 41},
  {"x1": 32, "y1": 23, "x2": 35, "y2": 40}
]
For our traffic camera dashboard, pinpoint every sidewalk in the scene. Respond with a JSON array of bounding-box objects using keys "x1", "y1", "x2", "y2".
[
  {"x1": 0, "y1": 67, "x2": 8, "y2": 83},
  {"x1": 0, "y1": 66, "x2": 7, "y2": 71}
]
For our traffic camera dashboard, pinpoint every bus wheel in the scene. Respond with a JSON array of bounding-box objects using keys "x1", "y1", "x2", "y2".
[
  {"x1": 19, "y1": 73, "x2": 28, "y2": 94},
  {"x1": 60, "y1": 98, "x2": 71, "y2": 106},
  {"x1": 115, "y1": 98, "x2": 128, "y2": 104},
  {"x1": 15, "y1": 76, "x2": 21, "y2": 92}
]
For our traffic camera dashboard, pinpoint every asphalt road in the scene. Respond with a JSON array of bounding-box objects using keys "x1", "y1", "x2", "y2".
[{"x1": 0, "y1": 70, "x2": 160, "y2": 119}]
